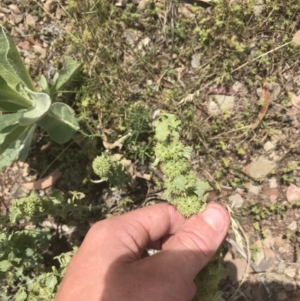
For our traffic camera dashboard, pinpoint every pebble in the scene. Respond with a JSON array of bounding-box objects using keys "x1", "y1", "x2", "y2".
[
  {"x1": 248, "y1": 183, "x2": 262, "y2": 195},
  {"x1": 264, "y1": 140, "x2": 276, "y2": 152},
  {"x1": 258, "y1": 257, "x2": 274, "y2": 271},
  {"x1": 207, "y1": 95, "x2": 235, "y2": 115},
  {"x1": 269, "y1": 177, "x2": 278, "y2": 188},
  {"x1": 288, "y1": 221, "x2": 297, "y2": 231},
  {"x1": 228, "y1": 193, "x2": 244, "y2": 208}
]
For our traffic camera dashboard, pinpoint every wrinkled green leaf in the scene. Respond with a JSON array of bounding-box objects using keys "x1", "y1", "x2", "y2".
[
  {"x1": 0, "y1": 25, "x2": 34, "y2": 90},
  {"x1": 0, "y1": 76, "x2": 33, "y2": 111},
  {"x1": 172, "y1": 175, "x2": 187, "y2": 192},
  {"x1": 194, "y1": 179, "x2": 210, "y2": 198},
  {"x1": 18, "y1": 89, "x2": 51, "y2": 126},
  {"x1": 38, "y1": 102, "x2": 79, "y2": 143},
  {"x1": 15, "y1": 288, "x2": 27, "y2": 301},
  {"x1": 0, "y1": 260, "x2": 12, "y2": 272},
  {"x1": 46, "y1": 274, "x2": 58, "y2": 289},
  {"x1": 50, "y1": 56, "x2": 82, "y2": 97}
]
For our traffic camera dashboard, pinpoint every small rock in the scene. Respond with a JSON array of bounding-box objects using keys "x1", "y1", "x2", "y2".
[
  {"x1": 263, "y1": 247, "x2": 276, "y2": 259},
  {"x1": 232, "y1": 81, "x2": 243, "y2": 92},
  {"x1": 286, "y1": 184, "x2": 300, "y2": 204},
  {"x1": 278, "y1": 246, "x2": 287, "y2": 254},
  {"x1": 191, "y1": 54, "x2": 200, "y2": 68},
  {"x1": 269, "y1": 177, "x2": 278, "y2": 188},
  {"x1": 243, "y1": 155, "x2": 276, "y2": 179},
  {"x1": 207, "y1": 95, "x2": 235, "y2": 115},
  {"x1": 248, "y1": 183, "x2": 262, "y2": 195},
  {"x1": 287, "y1": 221, "x2": 297, "y2": 231},
  {"x1": 137, "y1": 0, "x2": 150, "y2": 10},
  {"x1": 0, "y1": 12, "x2": 5, "y2": 19},
  {"x1": 264, "y1": 140, "x2": 276, "y2": 152},
  {"x1": 284, "y1": 267, "x2": 296, "y2": 278},
  {"x1": 254, "y1": 3, "x2": 264, "y2": 17},
  {"x1": 228, "y1": 193, "x2": 244, "y2": 208},
  {"x1": 262, "y1": 187, "x2": 279, "y2": 203},
  {"x1": 137, "y1": 36, "x2": 151, "y2": 51},
  {"x1": 33, "y1": 44, "x2": 47, "y2": 59},
  {"x1": 18, "y1": 40, "x2": 30, "y2": 50},
  {"x1": 124, "y1": 30, "x2": 136, "y2": 45},
  {"x1": 258, "y1": 257, "x2": 274, "y2": 271},
  {"x1": 115, "y1": 0, "x2": 127, "y2": 7},
  {"x1": 24, "y1": 57, "x2": 31, "y2": 65}
]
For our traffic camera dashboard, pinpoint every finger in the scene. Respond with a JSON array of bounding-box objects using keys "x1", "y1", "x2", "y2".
[
  {"x1": 158, "y1": 203, "x2": 230, "y2": 282},
  {"x1": 80, "y1": 203, "x2": 186, "y2": 262}
]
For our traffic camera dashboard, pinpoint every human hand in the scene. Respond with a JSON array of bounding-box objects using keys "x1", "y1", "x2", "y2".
[{"x1": 55, "y1": 203, "x2": 230, "y2": 301}]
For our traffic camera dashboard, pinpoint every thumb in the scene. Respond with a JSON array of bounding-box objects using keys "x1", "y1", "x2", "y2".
[{"x1": 161, "y1": 203, "x2": 230, "y2": 282}]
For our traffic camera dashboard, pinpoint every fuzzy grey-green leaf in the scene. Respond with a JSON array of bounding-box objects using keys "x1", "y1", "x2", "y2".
[
  {"x1": 18, "y1": 89, "x2": 51, "y2": 126},
  {"x1": 0, "y1": 25, "x2": 35, "y2": 90},
  {"x1": 50, "y1": 56, "x2": 82, "y2": 97},
  {"x1": 38, "y1": 103, "x2": 79, "y2": 143},
  {"x1": 0, "y1": 76, "x2": 33, "y2": 111}
]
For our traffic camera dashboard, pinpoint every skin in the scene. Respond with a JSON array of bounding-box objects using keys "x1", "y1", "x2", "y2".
[{"x1": 55, "y1": 203, "x2": 230, "y2": 301}]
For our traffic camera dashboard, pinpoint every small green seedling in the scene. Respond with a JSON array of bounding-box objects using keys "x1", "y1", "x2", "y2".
[{"x1": 0, "y1": 25, "x2": 82, "y2": 170}]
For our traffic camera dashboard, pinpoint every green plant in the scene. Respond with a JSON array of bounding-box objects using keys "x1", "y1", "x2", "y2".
[
  {"x1": 250, "y1": 244, "x2": 261, "y2": 262},
  {"x1": 92, "y1": 153, "x2": 130, "y2": 188},
  {"x1": 192, "y1": 249, "x2": 228, "y2": 301},
  {"x1": 0, "y1": 25, "x2": 82, "y2": 170},
  {"x1": 0, "y1": 222, "x2": 77, "y2": 301},
  {"x1": 0, "y1": 187, "x2": 103, "y2": 300},
  {"x1": 152, "y1": 112, "x2": 210, "y2": 217},
  {"x1": 124, "y1": 103, "x2": 153, "y2": 164}
]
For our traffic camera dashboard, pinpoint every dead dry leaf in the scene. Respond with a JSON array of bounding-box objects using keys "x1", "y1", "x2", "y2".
[
  {"x1": 25, "y1": 14, "x2": 36, "y2": 27},
  {"x1": 102, "y1": 133, "x2": 131, "y2": 150},
  {"x1": 251, "y1": 82, "x2": 271, "y2": 129},
  {"x1": 109, "y1": 154, "x2": 151, "y2": 180},
  {"x1": 22, "y1": 169, "x2": 62, "y2": 190},
  {"x1": 9, "y1": 4, "x2": 21, "y2": 14},
  {"x1": 11, "y1": 12, "x2": 23, "y2": 24}
]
